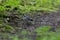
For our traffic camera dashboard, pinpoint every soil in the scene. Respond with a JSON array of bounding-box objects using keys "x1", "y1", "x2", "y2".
[
  {"x1": 7, "y1": 10, "x2": 60, "y2": 31},
  {"x1": 0, "y1": 10, "x2": 60, "y2": 40}
]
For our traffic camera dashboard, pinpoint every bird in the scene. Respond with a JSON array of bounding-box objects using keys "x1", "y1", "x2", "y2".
[
  {"x1": 22, "y1": 14, "x2": 34, "y2": 26},
  {"x1": 23, "y1": 14, "x2": 33, "y2": 21}
]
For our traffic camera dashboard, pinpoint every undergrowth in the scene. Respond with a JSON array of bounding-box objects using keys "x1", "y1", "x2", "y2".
[
  {"x1": 0, "y1": 0, "x2": 60, "y2": 40},
  {"x1": 0, "y1": 0, "x2": 60, "y2": 13},
  {"x1": 0, "y1": 26, "x2": 60, "y2": 40},
  {"x1": 35, "y1": 26, "x2": 60, "y2": 40}
]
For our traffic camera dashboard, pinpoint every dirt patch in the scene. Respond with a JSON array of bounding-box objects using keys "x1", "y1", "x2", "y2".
[
  {"x1": 2, "y1": 10, "x2": 60, "y2": 32},
  {"x1": 0, "y1": 10, "x2": 60, "y2": 40}
]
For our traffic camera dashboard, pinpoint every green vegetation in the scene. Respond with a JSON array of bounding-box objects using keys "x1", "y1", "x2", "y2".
[
  {"x1": 11, "y1": 35, "x2": 19, "y2": 40},
  {"x1": 0, "y1": 0, "x2": 60, "y2": 13},
  {"x1": 36, "y1": 32, "x2": 60, "y2": 40},
  {"x1": 20, "y1": 29, "x2": 28, "y2": 35},
  {"x1": 35, "y1": 26, "x2": 60, "y2": 40},
  {"x1": 0, "y1": 26, "x2": 60, "y2": 40},
  {"x1": 34, "y1": 26, "x2": 51, "y2": 35},
  {"x1": 0, "y1": 0, "x2": 60, "y2": 40}
]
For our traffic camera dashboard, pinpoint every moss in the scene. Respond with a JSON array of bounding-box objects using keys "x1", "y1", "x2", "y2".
[{"x1": 34, "y1": 26, "x2": 51, "y2": 35}]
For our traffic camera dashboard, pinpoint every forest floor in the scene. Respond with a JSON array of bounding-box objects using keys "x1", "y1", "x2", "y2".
[{"x1": 0, "y1": 10, "x2": 60, "y2": 40}]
